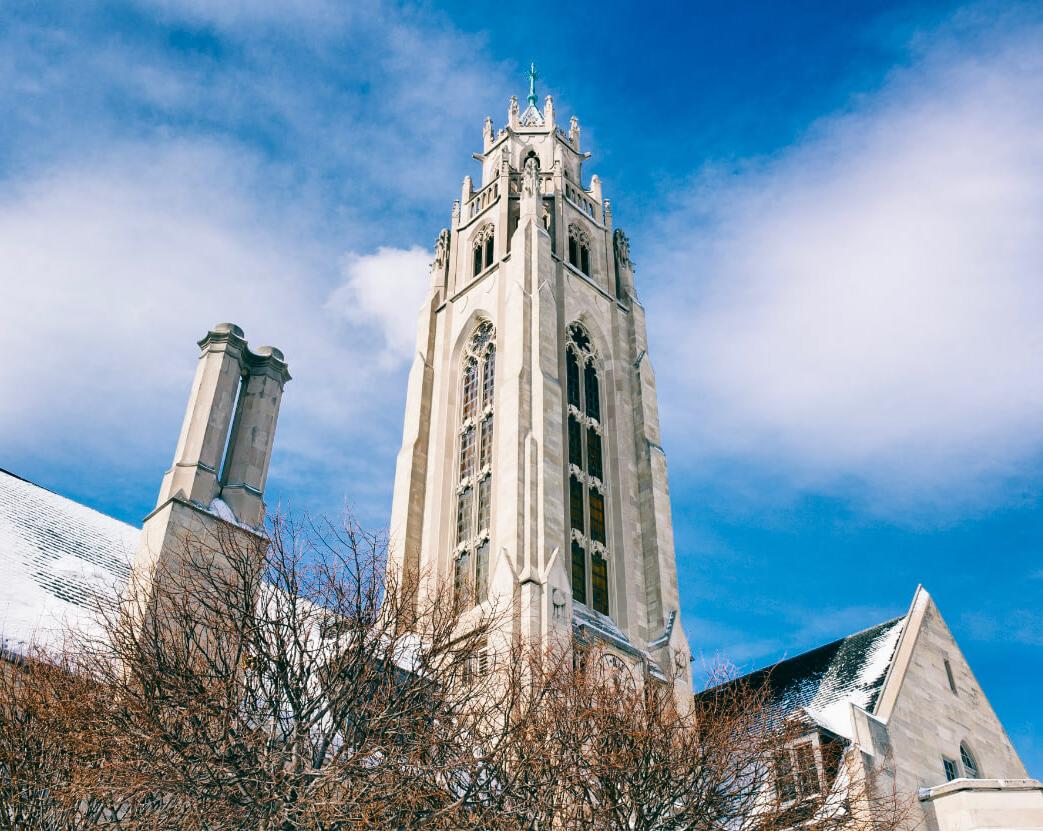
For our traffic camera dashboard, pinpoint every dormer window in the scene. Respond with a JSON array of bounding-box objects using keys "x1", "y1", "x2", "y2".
[
  {"x1": 568, "y1": 223, "x2": 591, "y2": 276},
  {"x1": 473, "y1": 224, "x2": 495, "y2": 276}
]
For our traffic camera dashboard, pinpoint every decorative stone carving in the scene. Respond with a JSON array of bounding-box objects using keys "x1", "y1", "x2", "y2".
[
  {"x1": 522, "y1": 156, "x2": 540, "y2": 198},
  {"x1": 432, "y1": 228, "x2": 450, "y2": 270},
  {"x1": 613, "y1": 228, "x2": 631, "y2": 269}
]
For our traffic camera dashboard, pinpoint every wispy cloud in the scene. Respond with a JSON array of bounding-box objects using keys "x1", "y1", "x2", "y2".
[
  {"x1": 647, "y1": 10, "x2": 1043, "y2": 516},
  {"x1": 0, "y1": 2, "x2": 510, "y2": 523},
  {"x1": 964, "y1": 609, "x2": 1043, "y2": 646}
]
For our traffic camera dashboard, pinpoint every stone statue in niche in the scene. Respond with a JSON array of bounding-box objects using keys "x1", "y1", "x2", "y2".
[
  {"x1": 522, "y1": 156, "x2": 540, "y2": 198},
  {"x1": 613, "y1": 228, "x2": 631, "y2": 269}
]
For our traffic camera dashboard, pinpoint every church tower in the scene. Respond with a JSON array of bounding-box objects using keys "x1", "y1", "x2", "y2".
[{"x1": 389, "y1": 70, "x2": 691, "y2": 690}]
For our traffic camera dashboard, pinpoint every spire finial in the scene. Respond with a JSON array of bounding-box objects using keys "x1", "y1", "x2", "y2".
[{"x1": 527, "y1": 62, "x2": 539, "y2": 108}]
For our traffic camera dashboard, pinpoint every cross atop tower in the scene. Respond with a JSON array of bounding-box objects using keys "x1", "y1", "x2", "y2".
[{"x1": 527, "y1": 62, "x2": 539, "y2": 108}]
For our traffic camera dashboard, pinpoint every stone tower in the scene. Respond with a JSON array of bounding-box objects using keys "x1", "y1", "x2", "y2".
[{"x1": 389, "y1": 73, "x2": 690, "y2": 689}]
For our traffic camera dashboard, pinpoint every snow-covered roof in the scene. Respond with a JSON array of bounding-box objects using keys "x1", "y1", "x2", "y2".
[
  {"x1": 707, "y1": 616, "x2": 907, "y2": 739},
  {"x1": 0, "y1": 468, "x2": 136, "y2": 657}
]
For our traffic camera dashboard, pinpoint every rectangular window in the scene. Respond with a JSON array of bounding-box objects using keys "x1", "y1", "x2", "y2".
[
  {"x1": 459, "y1": 426, "x2": 476, "y2": 480},
  {"x1": 571, "y1": 540, "x2": 587, "y2": 605},
  {"x1": 475, "y1": 540, "x2": 489, "y2": 602},
  {"x1": 568, "y1": 237, "x2": 578, "y2": 268},
  {"x1": 776, "y1": 750, "x2": 797, "y2": 803},
  {"x1": 566, "y1": 349, "x2": 581, "y2": 408},
  {"x1": 580, "y1": 245, "x2": 590, "y2": 276},
  {"x1": 456, "y1": 487, "x2": 472, "y2": 545},
  {"x1": 794, "y1": 743, "x2": 819, "y2": 797},
  {"x1": 586, "y1": 428, "x2": 603, "y2": 480},
  {"x1": 583, "y1": 363, "x2": 600, "y2": 421},
  {"x1": 944, "y1": 659, "x2": 958, "y2": 695},
  {"x1": 569, "y1": 476, "x2": 585, "y2": 532},
  {"x1": 943, "y1": 757, "x2": 959, "y2": 782},
  {"x1": 479, "y1": 416, "x2": 494, "y2": 470},
  {"x1": 484, "y1": 235, "x2": 494, "y2": 270},
  {"x1": 589, "y1": 489, "x2": 606, "y2": 544},
  {"x1": 591, "y1": 552, "x2": 608, "y2": 615},
  {"x1": 476, "y1": 476, "x2": 491, "y2": 533},
  {"x1": 473, "y1": 245, "x2": 483, "y2": 277},
  {"x1": 568, "y1": 415, "x2": 583, "y2": 468}
]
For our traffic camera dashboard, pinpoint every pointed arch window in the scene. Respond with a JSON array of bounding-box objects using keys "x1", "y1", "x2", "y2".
[
  {"x1": 454, "y1": 321, "x2": 496, "y2": 611},
  {"x1": 960, "y1": 743, "x2": 980, "y2": 778},
  {"x1": 568, "y1": 223, "x2": 592, "y2": 276},
  {"x1": 473, "y1": 224, "x2": 495, "y2": 276},
  {"x1": 564, "y1": 322, "x2": 610, "y2": 615}
]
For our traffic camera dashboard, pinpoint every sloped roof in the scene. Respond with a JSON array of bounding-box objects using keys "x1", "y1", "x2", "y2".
[
  {"x1": 0, "y1": 468, "x2": 137, "y2": 657},
  {"x1": 706, "y1": 616, "x2": 907, "y2": 740}
]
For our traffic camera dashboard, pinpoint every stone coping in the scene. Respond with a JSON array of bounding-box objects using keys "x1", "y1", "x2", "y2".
[{"x1": 919, "y1": 778, "x2": 1043, "y2": 801}]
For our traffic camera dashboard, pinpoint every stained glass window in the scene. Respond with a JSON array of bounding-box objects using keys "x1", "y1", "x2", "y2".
[
  {"x1": 459, "y1": 426, "x2": 475, "y2": 480},
  {"x1": 586, "y1": 427, "x2": 602, "y2": 480},
  {"x1": 570, "y1": 475, "x2": 585, "y2": 532},
  {"x1": 477, "y1": 476, "x2": 491, "y2": 533},
  {"x1": 571, "y1": 540, "x2": 587, "y2": 605},
  {"x1": 479, "y1": 416, "x2": 494, "y2": 470},
  {"x1": 566, "y1": 347, "x2": 581, "y2": 408},
  {"x1": 563, "y1": 322, "x2": 611, "y2": 615},
  {"x1": 591, "y1": 552, "x2": 608, "y2": 615},
  {"x1": 482, "y1": 347, "x2": 495, "y2": 406},
  {"x1": 475, "y1": 540, "x2": 489, "y2": 602},
  {"x1": 568, "y1": 415, "x2": 583, "y2": 468},
  {"x1": 462, "y1": 358, "x2": 478, "y2": 420},
  {"x1": 589, "y1": 489, "x2": 605, "y2": 544},
  {"x1": 453, "y1": 321, "x2": 496, "y2": 611},
  {"x1": 584, "y1": 362, "x2": 600, "y2": 421}
]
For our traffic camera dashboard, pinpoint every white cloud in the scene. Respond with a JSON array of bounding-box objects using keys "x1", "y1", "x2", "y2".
[
  {"x1": 648, "y1": 16, "x2": 1043, "y2": 512},
  {"x1": 329, "y1": 247, "x2": 432, "y2": 361}
]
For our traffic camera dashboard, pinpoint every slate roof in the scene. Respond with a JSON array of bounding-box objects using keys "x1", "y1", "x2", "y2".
[
  {"x1": 0, "y1": 468, "x2": 137, "y2": 657},
  {"x1": 704, "y1": 616, "x2": 907, "y2": 740}
]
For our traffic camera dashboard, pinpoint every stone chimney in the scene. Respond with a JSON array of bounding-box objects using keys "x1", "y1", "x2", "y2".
[{"x1": 128, "y1": 323, "x2": 290, "y2": 624}]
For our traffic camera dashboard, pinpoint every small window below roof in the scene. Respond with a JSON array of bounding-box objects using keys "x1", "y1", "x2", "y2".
[
  {"x1": 944, "y1": 658, "x2": 958, "y2": 695},
  {"x1": 943, "y1": 757, "x2": 959, "y2": 782}
]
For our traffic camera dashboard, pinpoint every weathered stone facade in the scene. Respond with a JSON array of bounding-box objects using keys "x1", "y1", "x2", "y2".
[{"x1": 388, "y1": 84, "x2": 690, "y2": 687}]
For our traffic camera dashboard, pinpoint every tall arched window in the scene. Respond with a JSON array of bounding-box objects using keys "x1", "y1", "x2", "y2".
[
  {"x1": 568, "y1": 223, "x2": 591, "y2": 276},
  {"x1": 454, "y1": 321, "x2": 496, "y2": 611},
  {"x1": 960, "y1": 743, "x2": 980, "y2": 778},
  {"x1": 564, "y1": 322, "x2": 609, "y2": 615},
  {"x1": 473, "y1": 224, "x2": 495, "y2": 276}
]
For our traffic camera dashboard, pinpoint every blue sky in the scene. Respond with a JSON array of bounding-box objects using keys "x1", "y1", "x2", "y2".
[{"x1": 0, "y1": 0, "x2": 1040, "y2": 777}]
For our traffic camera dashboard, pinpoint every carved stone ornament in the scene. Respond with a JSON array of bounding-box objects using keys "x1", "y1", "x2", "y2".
[
  {"x1": 432, "y1": 228, "x2": 450, "y2": 269},
  {"x1": 613, "y1": 228, "x2": 631, "y2": 269},
  {"x1": 522, "y1": 156, "x2": 540, "y2": 198}
]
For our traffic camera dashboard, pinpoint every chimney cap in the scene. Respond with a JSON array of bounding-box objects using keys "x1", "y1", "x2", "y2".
[{"x1": 253, "y1": 345, "x2": 284, "y2": 361}]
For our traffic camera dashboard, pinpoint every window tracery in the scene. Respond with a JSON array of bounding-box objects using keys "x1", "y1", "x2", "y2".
[
  {"x1": 454, "y1": 321, "x2": 496, "y2": 611},
  {"x1": 472, "y1": 224, "x2": 495, "y2": 276},
  {"x1": 568, "y1": 223, "x2": 592, "y2": 276},
  {"x1": 564, "y1": 322, "x2": 610, "y2": 615}
]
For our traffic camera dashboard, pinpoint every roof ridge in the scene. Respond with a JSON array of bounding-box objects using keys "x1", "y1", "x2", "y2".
[
  {"x1": 726, "y1": 613, "x2": 907, "y2": 685},
  {"x1": 0, "y1": 467, "x2": 139, "y2": 530}
]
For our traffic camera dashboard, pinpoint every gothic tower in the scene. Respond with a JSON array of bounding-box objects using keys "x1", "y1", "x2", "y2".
[{"x1": 390, "y1": 71, "x2": 691, "y2": 690}]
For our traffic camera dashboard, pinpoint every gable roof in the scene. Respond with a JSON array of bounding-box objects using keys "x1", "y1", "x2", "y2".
[
  {"x1": 706, "y1": 615, "x2": 907, "y2": 739},
  {"x1": 0, "y1": 468, "x2": 137, "y2": 657}
]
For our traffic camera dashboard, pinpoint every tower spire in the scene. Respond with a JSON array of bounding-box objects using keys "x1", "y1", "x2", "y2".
[{"x1": 527, "y1": 62, "x2": 539, "y2": 108}]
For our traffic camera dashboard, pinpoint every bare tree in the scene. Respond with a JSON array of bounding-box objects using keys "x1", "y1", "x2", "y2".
[{"x1": 0, "y1": 511, "x2": 912, "y2": 830}]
